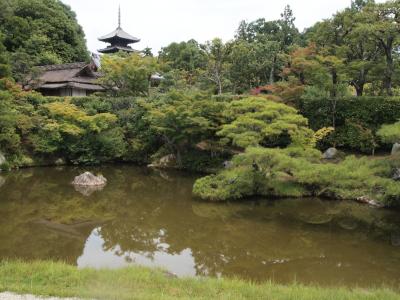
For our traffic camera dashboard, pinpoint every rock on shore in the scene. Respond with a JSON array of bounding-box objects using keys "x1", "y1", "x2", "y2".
[
  {"x1": 322, "y1": 148, "x2": 338, "y2": 159},
  {"x1": 391, "y1": 143, "x2": 400, "y2": 155},
  {"x1": 356, "y1": 196, "x2": 384, "y2": 208},
  {"x1": 0, "y1": 152, "x2": 6, "y2": 168}
]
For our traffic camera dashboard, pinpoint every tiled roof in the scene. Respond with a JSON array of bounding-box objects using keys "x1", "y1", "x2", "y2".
[{"x1": 98, "y1": 27, "x2": 140, "y2": 43}]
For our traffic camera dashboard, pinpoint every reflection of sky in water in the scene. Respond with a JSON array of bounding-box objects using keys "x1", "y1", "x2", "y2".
[{"x1": 77, "y1": 228, "x2": 197, "y2": 277}]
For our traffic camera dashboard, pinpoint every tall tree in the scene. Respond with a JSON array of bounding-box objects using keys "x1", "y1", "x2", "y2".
[
  {"x1": 201, "y1": 38, "x2": 231, "y2": 94},
  {"x1": 99, "y1": 53, "x2": 158, "y2": 97},
  {"x1": 340, "y1": 7, "x2": 380, "y2": 96},
  {"x1": 158, "y1": 40, "x2": 207, "y2": 86},
  {"x1": 357, "y1": 1, "x2": 400, "y2": 95},
  {"x1": 235, "y1": 5, "x2": 300, "y2": 84},
  {"x1": 0, "y1": 34, "x2": 10, "y2": 78},
  {"x1": 0, "y1": 0, "x2": 89, "y2": 81}
]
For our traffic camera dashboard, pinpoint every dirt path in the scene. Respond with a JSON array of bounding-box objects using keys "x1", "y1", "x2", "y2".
[{"x1": 0, "y1": 292, "x2": 82, "y2": 300}]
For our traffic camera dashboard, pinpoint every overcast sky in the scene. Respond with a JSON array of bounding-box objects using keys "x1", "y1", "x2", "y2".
[{"x1": 60, "y1": 0, "x2": 384, "y2": 55}]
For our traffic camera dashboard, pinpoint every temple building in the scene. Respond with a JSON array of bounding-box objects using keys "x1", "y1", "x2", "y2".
[
  {"x1": 32, "y1": 7, "x2": 142, "y2": 97},
  {"x1": 98, "y1": 7, "x2": 140, "y2": 54},
  {"x1": 32, "y1": 56, "x2": 104, "y2": 97}
]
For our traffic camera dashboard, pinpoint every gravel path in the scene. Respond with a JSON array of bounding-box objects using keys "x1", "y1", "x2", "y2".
[{"x1": 0, "y1": 293, "x2": 81, "y2": 300}]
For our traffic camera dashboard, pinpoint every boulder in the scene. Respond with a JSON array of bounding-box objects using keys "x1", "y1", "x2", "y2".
[
  {"x1": 322, "y1": 148, "x2": 338, "y2": 159},
  {"x1": 54, "y1": 158, "x2": 66, "y2": 166},
  {"x1": 148, "y1": 154, "x2": 177, "y2": 169},
  {"x1": 392, "y1": 143, "x2": 400, "y2": 156},
  {"x1": 223, "y1": 161, "x2": 233, "y2": 169},
  {"x1": 393, "y1": 168, "x2": 400, "y2": 181},
  {"x1": 0, "y1": 152, "x2": 6, "y2": 166},
  {"x1": 72, "y1": 172, "x2": 107, "y2": 186},
  {"x1": 356, "y1": 196, "x2": 384, "y2": 208}
]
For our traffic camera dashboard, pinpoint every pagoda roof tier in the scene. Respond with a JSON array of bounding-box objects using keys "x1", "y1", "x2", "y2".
[
  {"x1": 98, "y1": 45, "x2": 137, "y2": 54},
  {"x1": 98, "y1": 27, "x2": 140, "y2": 44}
]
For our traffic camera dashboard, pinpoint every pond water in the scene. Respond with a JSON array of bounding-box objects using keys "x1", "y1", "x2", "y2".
[{"x1": 0, "y1": 165, "x2": 400, "y2": 288}]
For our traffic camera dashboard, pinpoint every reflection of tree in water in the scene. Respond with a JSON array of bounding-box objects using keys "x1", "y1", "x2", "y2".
[
  {"x1": 2, "y1": 166, "x2": 400, "y2": 286},
  {"x1": 99, "y1": 195, "x2": 400, "y2": 284},
  {"x1": 98, "y1": 169, "x2": 196, "y2": 258}
]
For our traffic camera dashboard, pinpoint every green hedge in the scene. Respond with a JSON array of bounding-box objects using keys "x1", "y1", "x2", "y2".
[{"x1": 299, "y1": 96, "x2": 400, "y2": 153}]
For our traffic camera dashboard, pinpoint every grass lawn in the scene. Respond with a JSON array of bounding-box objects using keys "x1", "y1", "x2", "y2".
[{"x1": 0, "y1": 261, "x2": 399, "y2": 300}]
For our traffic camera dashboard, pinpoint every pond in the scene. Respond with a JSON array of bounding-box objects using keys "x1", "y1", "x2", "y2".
[{"x1": 0, "y1": 165, "x2": 400, "y2": 288}]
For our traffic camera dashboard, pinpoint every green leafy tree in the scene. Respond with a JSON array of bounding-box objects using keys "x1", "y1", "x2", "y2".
[
  {"x1": 158, "y1": 40, "x2": 207, "y2": 86},
  {"x1": 377, "y1": 120, "x2": 400, "y2": 144},
  {"x1": 99, "y1": 53, "x2": 158, "y2": 97},
  {"x1": 143, "y1": 92, "x2": 225, "y2": 165},
  {"x1": 228, "y1": 39, "x2": 280, "y2": 93},
  {"x1": 0, "y1": 81, "x2": 21, "y2": 154},
  {"x1": 0, "y1": 0, "x2": 89, "y2": 81},
  {"x1": 201, "y1": 38, "x2": 231, "y2": 94},
  {"x1": 218, "y1": 97, "x2": 315, "y2": 149},
  {"x1": 37, "y1": 101, "x2": 126, "y2": 164},
  {"x1": 236, "y1": 5, "x2": 300, "y2": 84},
  {"x1": 354, "y1": 0, "x2": 400, "y2": 95},
  {"x1": 142, "y1": 47, "x2": 154, "y2": 57},
  {"x1": 0, "y1": 35, "x2": 10, "y2": 78}
]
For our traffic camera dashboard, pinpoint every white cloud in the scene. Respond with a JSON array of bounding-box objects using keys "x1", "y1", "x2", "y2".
[{"x1": 60, "y1": 0, "x2": 385, "y2": 55}]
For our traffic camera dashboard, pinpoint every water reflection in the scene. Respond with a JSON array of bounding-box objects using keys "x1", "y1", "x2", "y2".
[
  {"x1": 1, "y1": 166, "x2": 400, "y2": 288},
  {"x1": 78, "y1": 228, "x2": 197, "y2": 277}
]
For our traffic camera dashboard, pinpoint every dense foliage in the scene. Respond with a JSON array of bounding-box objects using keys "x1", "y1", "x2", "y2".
[
  {"x1": 99, "y1": 53, "x2": 158, "y2": 97},
  {"x1": 0, "y1": 79, "x2": 126, "y2": 166},
  {"x1": 1, "y1": 0, "x2": 400, "y2": 207},
  {"x1": 193, "y1": 147, "x2": 400, "y2": 206},
  {"x1": 299, "y1": 96, "x2": 400, "y2": 153},
  {"x1": 0, "y1": 0, "x2": 89, "y2": 82}
]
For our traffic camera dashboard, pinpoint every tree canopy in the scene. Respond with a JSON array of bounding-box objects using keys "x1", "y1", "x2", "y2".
[{"x1": 0, "y1": 0, "x2": 89, "y2": 81}]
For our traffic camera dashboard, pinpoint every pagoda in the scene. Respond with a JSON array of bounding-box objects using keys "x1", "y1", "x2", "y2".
[{"x1": 98, "y1": 7, "x2": 140, "y2": 54}]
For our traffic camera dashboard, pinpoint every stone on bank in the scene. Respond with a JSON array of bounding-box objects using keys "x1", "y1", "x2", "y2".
[{"x1": 322, "y1": 147, "x2": 338, "y2": 160}]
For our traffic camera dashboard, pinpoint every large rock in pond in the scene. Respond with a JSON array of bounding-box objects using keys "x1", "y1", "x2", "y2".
[
  {"x1": 322, "y1": 148, "x2": 338, "y2": 160},
  {"x1": 72, "y1": 172, "x2": 107, "y2": 186},
  {"x1": 54, "y1": 158, "x2": 66, "y2": 166}
]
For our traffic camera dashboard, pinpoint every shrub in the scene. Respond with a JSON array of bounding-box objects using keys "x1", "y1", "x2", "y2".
[
  {"x1": 377, "y1": 121, "x2": 400, "y2": 144},
  {"x1": 193, "y1": 147, "x2": 400, "y2": 206},
  {"x1": 299, "y1": 96, "x2": 400, "y2": 152}
]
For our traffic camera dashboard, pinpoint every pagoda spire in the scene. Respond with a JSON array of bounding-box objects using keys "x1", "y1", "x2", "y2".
[
  {"x1": 98, "y1": 5, "x2": 140, "y2": 54},
  {"x1": 118, "y1": 5, "x2": 121, "y2": 29}
]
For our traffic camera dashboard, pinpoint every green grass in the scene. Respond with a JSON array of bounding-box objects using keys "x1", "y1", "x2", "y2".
[{"x1": 0, "y1": 261, "x2": 399, "y2": 299}]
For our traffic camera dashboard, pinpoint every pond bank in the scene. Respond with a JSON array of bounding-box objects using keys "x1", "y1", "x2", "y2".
[
  {"x1": 0, "y1": 261, "x2": 399, "y2": 300},
  {"x1": 0, "y1": 292, "x2": 79, "y2": 300}
]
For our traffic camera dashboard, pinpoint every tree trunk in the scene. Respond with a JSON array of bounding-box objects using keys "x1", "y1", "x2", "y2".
[
  {"x1": 382, "y1": 38, "x2": 394, "y2": 96},
  {"x1": 217, "y1": 76, "x2": 222, "y2": 95},
  {"x1": 176, "y1": 148, "x2": 182, "y2": 167},
  {"x1": 269, "y1": 56, "x2": 276, "y2": 84},
  {"x1": 384, "y1": 52, "x2": 394, "y2": 96},
  {"x1": 331, "y1": 70, "x2": 338, "y2": 98},
  {"x1": 330, "y1": 98, "x2": 337, "y2": 129},
  {"x1": 355, "y1": 84, "x2": 364, "y2": 97}
]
